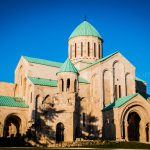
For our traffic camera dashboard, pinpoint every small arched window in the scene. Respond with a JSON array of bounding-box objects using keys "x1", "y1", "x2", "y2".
[
  {"x1": 88, "y1": 42, "x2": 90, "y2": 56},
  {"x1": 81, "y1": 42, "x2": 83, "y2": 57},
  {"x1": 70, "y1": 45, "x2": 72, "y2": 59},
  {"x1": 74, "y1": 79, "x2": 77, "y2": 92},
  {"x1": 98, "y1": 44, "x2": 101, "y2": 58},
  {"x1": 67, "y1": 79, "x2": 70, "y2": 91},
  {"x1": 94, "y1": 43, "x2": 96, "y2": 57},
  {"x1": 75, "y1": 43, "x2": 77, "y2": 58}
]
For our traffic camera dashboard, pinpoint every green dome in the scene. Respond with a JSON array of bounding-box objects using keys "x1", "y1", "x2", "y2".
[{"x1": 69, "y1": 21, "x2": 102, "y2": 40}]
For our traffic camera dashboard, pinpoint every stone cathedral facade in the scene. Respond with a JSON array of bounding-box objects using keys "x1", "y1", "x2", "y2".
[{"x1": 0, "y1": 20, "x2": 150, "y2": 143}]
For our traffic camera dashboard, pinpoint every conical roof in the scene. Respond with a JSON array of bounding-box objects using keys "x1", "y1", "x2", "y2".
[
  {"x1": 69, "y1": 21, "x2": 102, "y2": 40},
  {"x1": 57, "y1": 58, "x2": 78, "y2": 74}
]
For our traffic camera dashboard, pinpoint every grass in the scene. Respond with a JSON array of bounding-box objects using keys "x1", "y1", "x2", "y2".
[{"x1": 1, "y1": 141, "x2": 150, "y2": 149}]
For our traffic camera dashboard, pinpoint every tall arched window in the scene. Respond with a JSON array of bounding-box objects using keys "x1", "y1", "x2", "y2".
[
  {"x1": 75, "y1": 43, "x2": 77, "y2": 58},
  {"x1": 70, "y1": 45, "x2": 72, "y2": 59},
  {"x1": 88, "y1": 42, "x2": 90, "y2": 56},
  {"x1": 81, "y1": 42, "x2": 83, "y2": 57},
  {"x1": 74, "y1": 79, "x2": 77, "y2": 92},
  {"x1": 98, "y1": 44, "x2": 101, "y2": 58},
  {"x1": 94, "y1": 43, "x2": 96, "y2": 57},
  {"x1": 67, "y1": 79, "x2": 70, "y2": 91}
]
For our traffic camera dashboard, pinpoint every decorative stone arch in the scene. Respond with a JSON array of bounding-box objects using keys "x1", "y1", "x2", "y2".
[
  {"x1": 3, "y1": 113, "x2": 27, "y2": 137},
  {"x1": 91, "y1": 73, "x2": 99, "y2": 99},
  {"x1": 102, "y1": 69, "x2": 113, "y2": 106},
  {"x1": 112, "y1": 60, "x2": 125, "y2": 100},
  {"x1": 120, "y1": 102, "x2": 150, "y2": 142},
  {"x1": 125, "y1": 72, "x2": 134, "y2": 96}
]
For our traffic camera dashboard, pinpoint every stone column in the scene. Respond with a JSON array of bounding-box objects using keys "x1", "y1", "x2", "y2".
[
  {"x1": 125, "y1": 122, "x2": 128, "y2": 141},
  {"x1": 140, "y1": 122, "x2": 146, "y2": 143},
  {"x1": 0, "y1": 123, "x2": 3, "y2": 137}
]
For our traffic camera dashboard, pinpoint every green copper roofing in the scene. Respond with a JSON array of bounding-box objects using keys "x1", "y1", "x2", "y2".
[
  {"x1": 69, "y1": 21, "x2": 102, "y2": 40},
  {"x1": 79, "y1": 76, "x2": 90, "y2": 84},
  {"x1": 103, "y1": 93, "x2": 138, "y2": 111},
  {"x1": 80, "y1": 51, "x2": 118, "y2": 71},
  {"x1": 23, "y1": 56, "x2": 63, "y2": 68},
  {"x1": 0, "y1": 96, "x2": 28, "y2": 108},
  {"x1": 57, "y1": 58, "x2": 79, "y2": 74},
  {"x1": 28, "y1": 77, "x2": 57, "y2": 87},
  {"x1": 135, "y1": 77, "x2": 146, "y2": 83}
]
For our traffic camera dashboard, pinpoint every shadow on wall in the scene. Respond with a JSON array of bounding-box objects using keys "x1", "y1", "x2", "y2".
[
  {"x1": 0, "y1": 134, "x2": 32, "y2": 147},
  {"x1": 76, "y1": 96, "x2": 101, "y2": 140},
  {"x1": 102, "y1": 109, "x2": 116, "y2": 140},
  {"x1": 26, "y1": 95, "x2": 65, "y2": 146}
]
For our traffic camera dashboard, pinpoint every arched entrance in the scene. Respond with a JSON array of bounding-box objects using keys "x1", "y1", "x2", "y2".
[
  {"x1": 56, "y1": 122, "x2": 64, "y2": 142},
  {"x1": 3, "y1": 115, "x2": 21, "y2": 137},
  {"x1": 127, "y1": 112, "x2": 141, "y2": 141}
]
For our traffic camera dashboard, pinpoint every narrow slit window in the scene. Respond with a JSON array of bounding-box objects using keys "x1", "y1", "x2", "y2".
[
  {"x1": 70, "y1": 45, "x2": 72, "y2": 59},
  {"x1": 88, "y1": 42, "x2": 90, "y2": 56},
  {"x1": 94, "y1": 43, "x2": 96, "y2": 57},
  {"x1": 67, "y1": 79, "x2": 70, "y2": 91},
  {"x1": 61, "y1": 79, "x2": 64, "y2": 92},
  {"x1": 81, "y1": 42, "x2": 83, "y2": 57},
  {"x1": 119, "y1": 85, "x2": 121, "y2": 98},
  {"x1": 75, "y1": 43, "x2": 77, "y2": 57},
  {"x1": 99, "y1": 44, "x2": 101, "y2": 58},
  {"x1": 115, "y1": 85, "x2": 117, "y2": 100},
  {"x1": 74, "y1": 79, "x2": 77, "y2": 92}
]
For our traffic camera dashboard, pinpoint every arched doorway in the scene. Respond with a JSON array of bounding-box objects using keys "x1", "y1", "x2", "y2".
[
  {"x1": 56, "y1": 122, "x2": 64, "y2": 142},
  {"x1": 127, "y1": 112, "x2": 141, "y2": 141},
  {"x1": 3, "y1": 115, "x2": 21, "y2": 137}
]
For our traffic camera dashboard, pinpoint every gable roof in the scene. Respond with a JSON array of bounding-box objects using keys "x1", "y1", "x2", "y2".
[
  {"x1": 28, "y1": 77, "x2": 57, "y2": 87},
  {"x1": 80, "y1": 51, "x2": 119, "y2": 71},
  {"x1": 0, "y1": 96, "x2": 28, "y2": 108},
  {"x1": 57, "y1": 58, "x2": 79, "y2": 74},
  {"x1": 103, "y1": 93, "x2": 138, "y2": 111},
  {"x1": 23, "y1": 56, "x2": 63, "y2": 68},
  {"x1": 69, "y1": 21, "x2": 102, "y2": 40}
]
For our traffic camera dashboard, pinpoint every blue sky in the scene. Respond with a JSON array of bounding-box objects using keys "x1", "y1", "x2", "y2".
[{"x1": 0, "y1": 0, "x2": 150, "y2": 92}]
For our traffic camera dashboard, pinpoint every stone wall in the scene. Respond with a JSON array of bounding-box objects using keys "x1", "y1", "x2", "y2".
[{"x1": 0, "y1": 82, "x2": 15, "y2": 97}]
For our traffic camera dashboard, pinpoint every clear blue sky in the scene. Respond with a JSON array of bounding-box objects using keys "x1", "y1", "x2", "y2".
[{"x1": 0, "y1": 0, "x2": 150, "y2": 92}]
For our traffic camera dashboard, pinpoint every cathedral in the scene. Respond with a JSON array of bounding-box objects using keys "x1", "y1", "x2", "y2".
[{"x1": 0, "y1": 20, "x2": 150, "y2": 144}]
